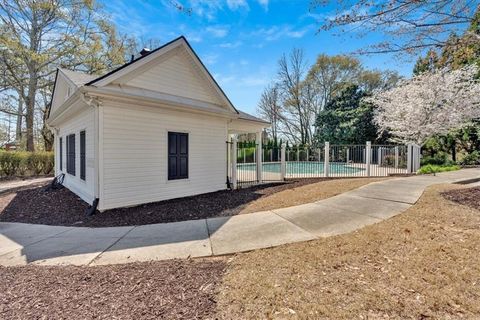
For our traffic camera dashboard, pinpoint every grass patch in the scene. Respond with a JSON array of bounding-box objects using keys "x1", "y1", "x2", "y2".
[
  {"x1": 418, "y1": 164, "x2": 460, "y2": 175},
  {"x1": 216, "y1": 184, "x2": 480, "y2": 319}
]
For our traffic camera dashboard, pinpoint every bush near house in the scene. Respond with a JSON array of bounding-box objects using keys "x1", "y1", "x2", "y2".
[
  {"x1": 418, "y1": 164, "x2": 460, "y2": 175},
  {"x1": 460, "y1": 151, "x2": 480, "y2": 165},
  {"x1": 421, "y1": 152, "x2": 455, "y2": 166},
  {"x1": 0, "y1": 151, "x2": 54, "y2": 177}
]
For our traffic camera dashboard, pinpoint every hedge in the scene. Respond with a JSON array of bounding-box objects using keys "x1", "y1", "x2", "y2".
[
  {"x1": 417, "y1": 164, "x2": 460, "y2": 175},
  {"x1": 0, "y1": 151, "x2": 54, "y2": 177}
]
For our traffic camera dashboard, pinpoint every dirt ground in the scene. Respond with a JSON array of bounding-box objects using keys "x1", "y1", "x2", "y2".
[
  {"x1": 216, "y1": 184, "x2": 480, "y2": 319},
  {"x1": 442, "y1": 186, "x2": 480, "y2": 211},
  {"x1": 0, "y1": 177, "x2": 384, "y2": 227},
  {"x1": 0, "y1": 259, "x2": 226, "y2": 320}
]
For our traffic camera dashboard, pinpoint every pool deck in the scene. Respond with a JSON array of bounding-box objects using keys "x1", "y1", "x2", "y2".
[{"x1": 0, "y1": 168, "x2": 478, "y2": 266}]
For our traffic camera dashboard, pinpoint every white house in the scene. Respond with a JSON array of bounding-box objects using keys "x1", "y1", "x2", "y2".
[{"x1": 47, "y1": 36, "x2": 269, "y2": 212}]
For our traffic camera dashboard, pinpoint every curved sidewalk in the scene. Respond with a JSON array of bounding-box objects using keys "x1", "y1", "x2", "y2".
[{"x1": 1, "y1": 169, "x2": 479, "y2": 267}]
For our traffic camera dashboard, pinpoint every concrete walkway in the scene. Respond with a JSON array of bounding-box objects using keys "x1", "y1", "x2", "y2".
[
  {"x1": 0, "y1": 177, "x2": 52, "y2": 194},
  {"x1": 1, "y1": 169, "x2": 479, "y2": 267}
]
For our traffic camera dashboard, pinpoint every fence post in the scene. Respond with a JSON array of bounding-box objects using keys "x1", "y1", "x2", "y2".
[
  {"x1": 413, "y1": 144, "x2": 421, "y2": 172},
  {"x1": 407, "y1": 144, "x2": 412, "y2": 173},
  {"x1": 377, "y1": 147, "x2": 382, "y2": 165},
  {"x1": 256, "y1": 131, "x2": 263, "y2": 183},
  {"x1": 280, "y1": 143, "x2": 286, "y2": 181},
  {"x1": 394, "y1": 146, "x2": 399, "y2": 169},
  {"x1": 231, "y1": 137, "x2": 237, "y2": 189},
  {"x1": 324, "y1": 142, "x2": 330, "y2": 177},
  {"x1": 346, "y1": 148, "x2": 350, "y2": 163},
  {"x1": 366, "y1": 141, "x2": 371, "y2": 176}
]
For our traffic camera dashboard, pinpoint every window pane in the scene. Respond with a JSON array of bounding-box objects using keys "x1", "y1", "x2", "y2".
[{"x1": 80, "y1": 131, "x2": 85, "y2": 180}]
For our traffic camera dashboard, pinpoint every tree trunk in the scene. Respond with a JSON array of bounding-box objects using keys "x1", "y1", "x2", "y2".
[
  {"x1": 41, "y1": 123, "x2": 54, "y2": 151},
  {"x1": 451, "y1": 141, "x2": 457, "y2": 162},
  {"x1": 42, "y1": 104, "x2": 53, "y2": 151},
  {"x1": 16, "y1": 98, "x2": 23, "y2": 142},
  {"x1": 25, "y1": 64, "x2": 37, "y2": 152}
]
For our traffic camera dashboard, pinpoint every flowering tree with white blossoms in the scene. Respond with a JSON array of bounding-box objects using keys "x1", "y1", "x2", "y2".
[{"x1": 367, "y1": 65, "x2": 480, "y2": 145}]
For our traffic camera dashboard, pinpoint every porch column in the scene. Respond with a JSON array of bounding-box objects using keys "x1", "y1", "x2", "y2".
[{"x1": 256, "y1": 131, "x2": 263, "y2": 183}]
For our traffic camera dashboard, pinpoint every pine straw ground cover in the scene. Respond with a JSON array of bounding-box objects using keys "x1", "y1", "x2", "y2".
[
  {"x1": 216, "y1": 184, "x2": 480, "y2": 319},
  {"x1": 0, "y1": 259, "x2": 226, "y2": 320},
  {"x1": 0, "y1": 177, "x2": 386, "y2": 227}
]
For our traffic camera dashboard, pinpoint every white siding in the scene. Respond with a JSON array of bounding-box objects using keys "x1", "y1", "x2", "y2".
[
  {"x1": 51, "y1": 76, "x2": 72, "y2": 115},
  {"x1": 99, "y1": 100, "x2": 228, "y2": 210},
  {"x1": 125, "y1": 49, "x2": 222, "y2": 106},
  {"x1": 56, "y1": 107, "x2": 95, "y2": 204}
]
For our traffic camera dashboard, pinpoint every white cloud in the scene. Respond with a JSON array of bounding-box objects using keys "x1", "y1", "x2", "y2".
[
  {"x1": 226, "y1": 0, "x2": 249, "y2": 11},
  {"x1": 187, "y1": 0, "x2": 223, "y2": 20},
  {"x1": 202, "y1": 53, "x2": 219, "y2": 65},
  {"x1": 253, "y1": 24, "x2": 313, "y2": 41},
  {"x1": 219, "y1": 40, "x2": 243, "y2": 48},
  {"x1": 206, "y1": 25, "x2": 229, "y2": 38},
  {"x1": 241, "y1": 75, "x2": 270, "y2": 87},
  {"x1": 186, "y1": 33, "x2": 203, "y2": 43},
  {"x1": 216, "y1": 74, "x2": 236, "y2": 85},
  {"x1": 257, "y1": 0, "x2": 269, "y2": 11}
]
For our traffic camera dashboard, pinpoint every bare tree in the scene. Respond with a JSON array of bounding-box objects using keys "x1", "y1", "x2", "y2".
[
  {"x1": 0, "y1": 0, "x2": 137, "y2": 151},
  {"x1": 306, "y1": 54, "x2": 362, "y2": 118},
  {"x1": 312, "y1": 0, "x2": 479, "y2": 55},
  {"x1": 277, "y1": 48, "x2": 311, "y2": 145},
  {"x1": 257, "y1": 84, "x2": 281, "y2": 142}
]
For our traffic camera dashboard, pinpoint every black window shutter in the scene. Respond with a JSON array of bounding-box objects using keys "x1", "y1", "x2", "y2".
[
  {"x1": 80, "y1": 131, "x2": 86, "y2": 180},
  {"x1": 168, "y1": 132, "x2": 188, "y2": 180},
  {"x1": 67, "y1": 134, "x2": 76, "y2": 176},
  {"x1": 59, "y1": 137, "x2": 63, "y2": 171}
]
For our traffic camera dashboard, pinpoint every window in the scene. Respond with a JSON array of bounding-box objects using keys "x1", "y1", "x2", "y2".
[
  {"x1": 59, "y1": 137, "x2": 63, "y2": 171},
  {"x1": 168, "y1": 132, "x2": 188, "y2": 180},
  {"x1": 80, "y1": 130, "x2": 86, "y2": 180},
  {"x1": 66, "y1": 133, "x2": 76, "y2": 176}
]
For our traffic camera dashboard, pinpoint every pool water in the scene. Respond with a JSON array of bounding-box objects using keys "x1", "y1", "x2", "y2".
[{"x1": 237, "y1": 162, "x2": 364, "y2": 174}]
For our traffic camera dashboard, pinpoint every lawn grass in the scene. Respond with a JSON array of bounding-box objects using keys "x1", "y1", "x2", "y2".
[{"x1": 216, "y1": 184, "x2": 480, "y2": 319}]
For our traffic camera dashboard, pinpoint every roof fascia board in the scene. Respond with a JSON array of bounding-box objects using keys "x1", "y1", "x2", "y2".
[
  {"x1": 58, "y1": 69, "x2": 80, "y2": 88},
  {"x1": 84, "y1": 86, "x2": 236, "y2": 119}
]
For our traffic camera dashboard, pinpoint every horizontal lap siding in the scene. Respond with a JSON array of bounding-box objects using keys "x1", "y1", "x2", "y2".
[
  {"x1": 56, "y1": 107, "x2": 95, "y2": 204},
  {"x1": 126, "y1": 50, "x2": 221, "y2": 106},
  {"x1": 100, "y1": 101, "x2": 227, "y2": 210}
]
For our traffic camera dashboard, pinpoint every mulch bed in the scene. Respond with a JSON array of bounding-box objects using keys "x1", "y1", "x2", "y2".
[
  {"x1": 0, "y1": 259, "x2": 226, "y2": 320},
  {"x1": 0, "y1": 178, "x2": 328, "y2": 227},
  {"x1": 441, "y1": 186, "x2": 480, "y2": 211}
]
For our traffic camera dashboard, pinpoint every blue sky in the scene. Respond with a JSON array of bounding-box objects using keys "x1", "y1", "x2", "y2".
[{"x1": 102, "y1": 0, "x2": 419, "y2": 115}]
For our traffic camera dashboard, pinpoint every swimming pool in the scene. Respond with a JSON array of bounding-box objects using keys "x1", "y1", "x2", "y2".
[{"x1": 237, "y1": 162, "x2": 365, "y2": 175}]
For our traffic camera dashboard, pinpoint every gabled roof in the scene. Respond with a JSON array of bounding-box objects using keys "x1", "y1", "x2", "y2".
[
  {"x1": 84, "y1": 36, "x2": 238, "y2": 114},
  {"x1": 238, "y1": 111, "x2": 270, "y2": 124},
  {"x1": 50, "y1": 36, "x2": 270, "y2": 127},
  {"x1": 58, "y1": 68, "x2": 97, "y2": 87}
]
